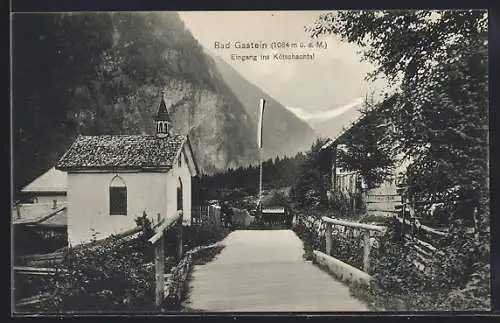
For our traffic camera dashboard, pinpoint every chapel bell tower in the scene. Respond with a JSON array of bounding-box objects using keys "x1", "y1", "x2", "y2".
[{"x1": 155, "y1": 91, "x2": 172, "y2": 137}]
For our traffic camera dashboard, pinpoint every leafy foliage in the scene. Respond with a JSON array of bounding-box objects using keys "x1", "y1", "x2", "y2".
[
  {"x1": 335, "y1": 98, "x2": 397, "y2": 189},
  {"x1": 329, "y1": 188, "x2": 365, "y2": 217},
  {"x1": 309, "y1": 9, "x2": 488, "y2": 224},
  {"x1": 309, "y1": 10, "x2": 489, "y2": 309},
  {"x1": 185, "y1": 221, "x2": 232, "y2": 249},
  {"x1": 292, "y1": 215, "x2": 325, "y2": 259},
  {"x1": 352, "y1": 220, "x2": 490, "y2": 311},
  {"x1": 33, "y1": 217, "x2": 155, "y2": 313},
  {"x1": 290, "y1": 138, "x2": 331, "y2": 210}
]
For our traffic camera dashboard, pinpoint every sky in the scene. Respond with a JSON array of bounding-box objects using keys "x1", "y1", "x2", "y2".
[{"x1": 178, "y1": 11, "x2": 388, "y2": 123}]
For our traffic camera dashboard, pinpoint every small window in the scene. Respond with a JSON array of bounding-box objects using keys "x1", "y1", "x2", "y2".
[
  {"x1": 110, "y1": 176, "x2": 127, "y2": 215},
  {"x1": 177, "y1": 177, "x2": 183, "y2": 211},
  {"x1": 178, "y1": 155, "x2": 182, "y2": 167}
]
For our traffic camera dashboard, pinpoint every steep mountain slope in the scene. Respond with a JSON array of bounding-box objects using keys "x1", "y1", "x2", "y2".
[
  {"x1": 308, "y1": 106, "x2": 362, "y2": 139},
  {"x1": 207, "y1": 53, "x2": 318, "y2": 160},
  {"x1": 13, "y1": 12, "x2": 260, "y2": 194}
]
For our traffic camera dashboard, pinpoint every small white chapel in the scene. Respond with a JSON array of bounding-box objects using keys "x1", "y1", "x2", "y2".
[{"x1": 56, "y1": 93, "x2": 199, "y2": 246}]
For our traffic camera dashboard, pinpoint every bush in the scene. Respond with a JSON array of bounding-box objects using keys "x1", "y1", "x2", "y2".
[
  {"x1": 356, "y1": 220, "x2": 490, "y2": 311},
  {"x1": 184, "y1": 223, "x2": 231, "y2": 249},
  {"x1": 292, "y1": 212, "x2": 490, "y2": 311},
  {"x1": 29, "y1": 216, "x2": 157, "y2": 313},
  {"x1": 328, "y1": 190, "x2": 365, "y2": 218},
  {"x1": 292, "y1": 214, "x2": 325, "y2": 256}
]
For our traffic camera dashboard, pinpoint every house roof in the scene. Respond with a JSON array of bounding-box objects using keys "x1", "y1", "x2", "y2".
[
  {"x1": 21, "y1": 167, "x2": 67, "y2": 193},
  {"x1": 320, "y1": 94, "x2": 399, "y2": 151},
  {"x1": 56, "y1": 134, "x2": 186, "y2": 171},
  {"x1": 155, "y1": 97, "x2": 172, "y2": 122},
  {"x1": 262, "y1": 207, "x2": 285, "y2": 214}
]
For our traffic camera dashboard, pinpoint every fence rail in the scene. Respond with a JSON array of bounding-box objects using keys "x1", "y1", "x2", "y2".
[
  {"x1": 191, "y1": 205, "x2": 221, "y2": 227},
  {"x1": 14, "y1": 266, "x2": 64, "y2": 276},
  {"x1": 319, "y1": 214, "x2": 444, "y2": 275},
  {"x1": 322, "y1": 216, "x2": 385, "y2": 232},
  {"x1": 395, "y1": 215, "x2": 448, "y2": 237},
  {"x1": 322, "y1": 216, "x2": 385, "y2": 273},
  {"x1": 15, "y1": 293, "x2": 52, "y2": 309}
]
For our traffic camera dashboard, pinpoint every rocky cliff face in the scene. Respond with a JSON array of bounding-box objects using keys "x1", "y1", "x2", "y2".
[
  {"x1": 13, "y1": 11, "x2": 261, "y2": 192},
  {"x1": 208, "y1": 53, "x2": 318, "y2": 160},
  {"x1": 108, "y1": 12, "x2": 260, "y2": 173},
  {"x1": 161, "y1": 75, "x2": 259, "y2": 173}
]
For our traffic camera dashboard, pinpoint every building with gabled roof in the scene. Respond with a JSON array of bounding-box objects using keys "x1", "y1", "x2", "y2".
[
  {"x1": 319, "y1": 94, "x2": 410, "y2": 217},
  {"x1": 56, "y1": 93, "x2": 199, "y2": 246}
]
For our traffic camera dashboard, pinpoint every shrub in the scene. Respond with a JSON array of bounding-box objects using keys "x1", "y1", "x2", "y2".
[
  {"x1": 292, "y1": 214, "x2": 325, "y2": 255},
  {"x1": 292, "y1": 212, "x2": 490, "y2": 311},
  {"x1": 184, "y1": 223, "x2": 231, "y2": 249},
  {"x1": 358, "y1": 219, "x2": 490, "y2": 311},
  {"x1": 31, "y1": 216, "x2": 157, "y2": 313}
]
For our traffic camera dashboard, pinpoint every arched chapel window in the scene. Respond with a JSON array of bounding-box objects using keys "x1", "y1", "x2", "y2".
[
  {"x1": 177, "y1": 177, "x2": 183, "y2": 211},
  {"x1": 110, "y1": 175, "x2": 127, "y2": 215}
]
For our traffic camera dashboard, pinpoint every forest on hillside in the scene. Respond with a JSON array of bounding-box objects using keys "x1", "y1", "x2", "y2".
[{"x1": 195, "y1": 152, "x2": 309, "y2": 202}]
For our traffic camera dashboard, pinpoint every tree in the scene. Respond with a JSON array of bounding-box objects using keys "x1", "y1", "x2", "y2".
[
  {"x1": 291, "y1": 138, "x2": 330, "y2": 209},
  {"x1": 335, "y1": 97, "x2": 396, "y2": 189},
  {"x1": 13, "y1": 13, "x2": 115, "y2": 195},
  {"x1": 309, "y1": 10, "x2": 489, "y2": 309},
  {"x1": 309, "y1": 10, "x2": 488, "y2": 227}
]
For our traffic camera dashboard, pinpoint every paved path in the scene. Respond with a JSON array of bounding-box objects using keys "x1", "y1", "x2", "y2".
[{"x1": 183, "y1": 230, "x2": 368, "y2": 312}]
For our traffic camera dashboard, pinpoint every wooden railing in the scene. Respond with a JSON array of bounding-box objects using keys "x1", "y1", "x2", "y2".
[
  {"x1": 395, "y1": 214, "x2": 448, "y2": 237},
  {"x1": 321, "y1": 214, "x2": 446, "y2": 275},
  {"x1": 14, "y1": 266, "x2": 65, "y2": 276},
  {"x1": 15, "y1": 212, "x2": 185, "y2": 312},
  {"x1": 394, "y1": 215, "x2": 446, "y2": 273},
  {"x1": 191, "y1": 205, "x2": 221, "y2": 227},
  {"x1": 148, "y1": 210, "x2": 183, "y2": 309},
  {"x1": 322, "y1": 216, "x2": 385, "y2": 273}
]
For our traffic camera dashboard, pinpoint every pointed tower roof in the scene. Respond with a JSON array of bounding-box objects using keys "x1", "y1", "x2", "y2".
[{"x1": 155, "y1": 94, "x2": 172, "y2": 122}]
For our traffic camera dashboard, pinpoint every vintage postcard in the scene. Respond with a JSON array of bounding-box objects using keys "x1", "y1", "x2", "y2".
[{"x1": 11, "y1": 10, "x2": 490, "y2": 314}]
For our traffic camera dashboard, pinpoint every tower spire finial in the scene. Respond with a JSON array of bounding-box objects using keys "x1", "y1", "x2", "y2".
[{"x1": 155, "y1": 89, "x2": 172, "y2": 137}]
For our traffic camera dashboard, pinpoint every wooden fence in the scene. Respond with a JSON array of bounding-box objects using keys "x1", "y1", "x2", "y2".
[
  {"x1": 148, "y1": 210, "x2": 184, "y2": 309},
  {"x1": 395, "y1": 215, "x2": 447, "y2": 273},
  {"x1": 322, "y1": 216, "x2": 385, "y2": 274},
  {"x1": 14, "y1": 225, "x2": 145, "y2": 311},
  {"x1": 13, "y1": 209, "x2": 226, "y2": 308},
  {"x1": 191, "y1": 205, "x2": 221, "y2": 227},
  {"x1": 320, "y1": 214, "x2": 447, "y2": 276}
]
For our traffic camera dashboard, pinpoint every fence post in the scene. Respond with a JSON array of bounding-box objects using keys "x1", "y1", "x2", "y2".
[
  {"x1": 363, "y1": 230, "x2": 371, "y2": 273},
  {"x1": 325, "y1": 222, "x2": 332, "y2": 256},
  {"x1": 154, "y1": 233, "x2": 165, "y2": 309}
]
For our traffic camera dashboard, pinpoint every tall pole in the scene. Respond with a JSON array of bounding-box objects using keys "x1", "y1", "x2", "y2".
[
  {"x1": 258, "y1": 99, "x2": 266, "y2": 209},
  {"x1": 259, "y1": 146, "x2": 263, "y2": 205}
]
